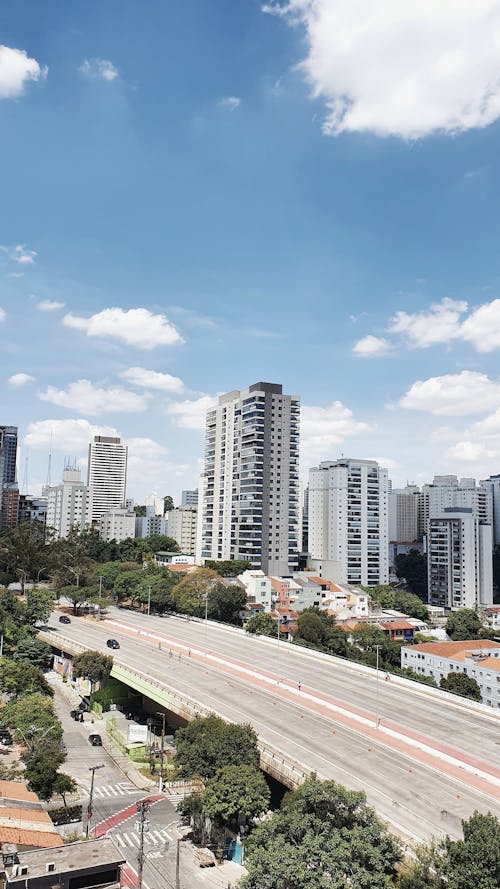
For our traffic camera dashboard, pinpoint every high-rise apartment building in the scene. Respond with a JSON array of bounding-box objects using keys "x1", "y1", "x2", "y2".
[
  {"x1": 181, "y1": 489, "x2": 198, "y2": 507},
  {"x1": 308, "y1": 458, "x2": 389, "y2": 587},
  {"x1": 86, "y1": 436, "x2": 127, "y2": 526},
  {"x1": 427, "y1": 508, "x2": 493, "y2": 610},
  {"x1": 422, "y1": 476, "x2": 492, "y2": 528},
  {"x1": 480, "y1": 474, "x2": 500, "y2": 546},
  {"x1": 99, "y1": 508, "x2": 135, "y2": 543},
  {"x1": 197, "y1": 382, "x2": 300, "y2": 575},
  {"x1": 388, "y1": 485, "x2": 422, "y2": 543},
  {"x1": 166, "y1": 506, "x2": 197, "y2": 555},
  {"x1": 46, "y1": 465, "x2": 87, "y2": 538},
  {"x1": 0, "y1": 426, "x2": 18, "y2": 531}
]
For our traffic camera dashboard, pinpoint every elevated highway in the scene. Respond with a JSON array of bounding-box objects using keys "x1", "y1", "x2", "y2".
[{"x1": 41, "y1": 608, "x2": 500, "y2": 846}]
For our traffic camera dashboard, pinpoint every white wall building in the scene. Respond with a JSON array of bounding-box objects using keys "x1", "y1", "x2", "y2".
[
  {"x1": 401, "y1": 640, "x2": 500, "y2": 707},
  {"x1": 99, "y1": 508, "x2": 135, "y2": 543},
  {"x1": 308, "y1": 458, "x2": 389, "y2": 587},
  {"x1": 422, "y1": 476, "x2": 492, "y2": 528},
  {"x1": 181, "y1": 489, "x2": 198, "y2": 507},
  {"x1": 427, "y1": 508, "x2": 493, "y2": 610},
  {"x1": 46, "y1": 466, "x2": 87, "y2": 539},
  {"x1": 135, "y1": 506, "x2": 169, "y2": 539},
  {"x1": 197, "y1": 381, "x2": 300, "y2": 575},
  {"x1": 166, "y1": 506, "x2": 197, "y2": 555},
  {"x1": 87, "y1": 436, "x2": 128, "y2": 526},
  {"x1": 238, "y1": 570, "x2": 273, "y2": 612},
  {"x1": 388, "y1": 485, "x2": 422, "y2": 543}
]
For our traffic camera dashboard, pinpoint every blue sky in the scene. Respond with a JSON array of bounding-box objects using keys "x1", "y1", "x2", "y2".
[{"x1": 2, "y1": 0, "x2": 500, "y2": 502}]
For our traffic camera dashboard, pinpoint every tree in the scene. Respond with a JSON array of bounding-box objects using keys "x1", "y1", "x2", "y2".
[
  {"x1": 172, "y1": 568, "x2": 220, "y2": 616},
  {"x1": 137, "y1": 570, "x2": 178, "y2": 613},
  {"x1": 440, "y1": 672, "x2": 482, "y2": 701},
  {"x1": 13, "y1": 635, "x2": 52, "y2": 668},
  {"x1": 205, "y1": 560, "x2": 252, "y2": 577},
  {"x1": 113, "y1": 569, "x2": 145, "y2": 604},
  {"x1": 446, "y1": 609, "x2": 482, "y2": 641},
  {"x1": 400, "y1": 812, "x2": 500, "y2": 889},
  {"x1": 24, "y1": 587, "x2": 54, "y2": 625},
  {"x1": 72, "y1": 651, "x2": 113, "y2": 687},
  {"x1": 142, "y1": 534, "x2": 180, "y2": 554},
  {"x1": 366, "y1": 584, "x2": 429, "y2": 620},
  {"x1": 0, "y1": 659, "x2": 53, "y2": 698},
  {"x1": 3, "y1": 693, "x2": 62, "y2": 747},
  {"x1": 59, "y1": 585, "x2": 91, "y2": 615},
  {"x1": 23, "y1": 745, "x2": 65, "y2": 800},
  {"x1": 95, "y1": 560, "x2": 138, "y2": 591},
  {"x1": 134, "y1": 505, "x2": 147, "y2": 517},
  {"x1": 241, "y1": 777, "x2": 401, "y2": 889},
  {"x1": 175, "y1": 716, "x2": 259, "y2": 781},
  {"x1": 394, "y1": 550, "x2": 428, "y2": 599},
  {"x1": 207, "y1": 583, "x2": 247, "y2": 624},
  {"x1": 203, "y1": 764, "x2": 270, "y2": 825},
  {"x1": 50, "y1": 528, "x2": 96, "y2": 589},
  {"x1": 52, "y1": 773, "x2": 77, "y2": 807},
  {"x1": 0, "y1": 521, "x2": 49, "y2": 593},
  {"x1": 163, "y1": 495, "x2": 174, "y2": 515},
  {"x1": 245, "y1": 612, "x2": 278, "y2": 638}
]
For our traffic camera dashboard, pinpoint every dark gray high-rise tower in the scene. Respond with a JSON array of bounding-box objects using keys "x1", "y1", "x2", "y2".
[{"x1": 0, "y1": 426, "x2": 18, "y2": 531}]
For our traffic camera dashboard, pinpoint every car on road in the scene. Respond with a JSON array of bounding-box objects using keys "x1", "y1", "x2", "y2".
[
  {"x1": 59, "y1": 615, "x2": 71, "y2": 624},
  {"x1": 0, "y1": 732, "x2": 13, "y2": 746},
  {"x1": 106, "y1": 638, "x2": 120, "y2": 649},
  {"x1": 88, "y1": 734, "x2": 102, "y2": 746}
]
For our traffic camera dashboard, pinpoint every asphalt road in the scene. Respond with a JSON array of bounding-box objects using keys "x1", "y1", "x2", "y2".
[{"x1": 47, "y1": 609, "x2": 500, "y2": 845}]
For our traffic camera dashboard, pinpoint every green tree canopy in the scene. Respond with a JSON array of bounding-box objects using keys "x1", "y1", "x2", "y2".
[
  {"x1": 3, "y1": 693, "x2": 62, "y2": 747},
  {"x1": 440, "y1": 672, "x2": 482, "y2": 701},
  {"x1": 205, "y1": 560, "x2": 252, "y2": 577},
  {"x1": 113, "y1": 569, "x2": 145, "y2": 603},
  {"x1": 175, "y1": 716, "x2": 259, "y2": 781},
  {"x1": 0, "y1": 659, "x2": 53, "y2": 698},
  {"x1": 50, "y1": 528, "x2": 96, "y2": 589},
  {"x1": 394, "y1": 550, "x2": 428, "y2": 599},
  {"x1": 13, "y1": 635, "x2": 52, "y2": 668},
  {"x1": 446, "y1": 609, "x2": 482, "y2": 641},
  {"x1": 241, "y1": 777, "x2": 401, "y2": 889},
  {"x1": 0, "y1": 521, "x2": 49, "y2": 593},
  {"x1": 245, "y1": 612, "x2": 278, "y2": 638},
  {"x1": 365, "y1": 584, "x2": 429, "y2": 621},
  {"x1": 207, "y1": 583, "x2": 247, "y2": 625},
  {"x1": 203, "y1": 764, "x2": 270, "y2": 825},
  {"x1": 72, "y1": 651, "x2": 113, "y2": 686},
  {"x1": 400, "y1": 811, "x2": 500, "y2": 889},
  {"x1": 23, "y1": 744, "x2": 65, "y2": 800},
  {"x1": 162, "y1": 495, "x2": 174, "y2": 514},
  {"x1": 172, "y1": 568, "x2": 220, "y2": 616},
  {"x1": 24, "y1": 587, "x2": 54, "y2": 625}
]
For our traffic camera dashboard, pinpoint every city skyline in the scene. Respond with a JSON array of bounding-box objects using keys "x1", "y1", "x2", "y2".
[{"x1": 3, "y1": 2, "x2": 500, "y2": 501}]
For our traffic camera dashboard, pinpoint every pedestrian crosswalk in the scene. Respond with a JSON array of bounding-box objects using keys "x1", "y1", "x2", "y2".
[
  {"x1": 112, "y1": 827, "x2": 172, "y2": 850},
  {"x1": 80, "y1": 781, "x2": 139, "y2": 799}
]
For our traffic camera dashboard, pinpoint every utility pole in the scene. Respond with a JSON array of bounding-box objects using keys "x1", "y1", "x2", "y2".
[
  {"x1": 86, "y1": 764, "x2": 104, "y2": 837},
  {"x1": 374, "y1": 644, "x2": 382, "y2": 729},
  {"x1": 156, "y1": 711, "x2": 166, "y2": 792},
  {"x1": 136, "y1": 800, "x2": 150, "y2": 889},
  {"x1": 147, "y1": 585, "x2": 151, "y2": 617},
  {"x1": 175, "y1": 837, "x2": 180, "y2": 889}
]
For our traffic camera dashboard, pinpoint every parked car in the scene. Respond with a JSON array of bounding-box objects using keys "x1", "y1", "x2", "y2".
[
  {"x1": 106, "y1": 638, "x2": 120, "y2": 649},
  {"x1": 0, "y1": 732, "x2": 13, "y2": 746},
  {"x1": 88, "y1": 734, "x2": 102, "y2": 746},
  {"x1": 70, "y1": 710, "x2": 84, "y2": 722},
  {"x1": 59, "y1": 615, "x2": 71, "y2": 624}
]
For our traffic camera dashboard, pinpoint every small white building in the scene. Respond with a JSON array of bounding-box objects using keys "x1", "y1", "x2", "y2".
[
  {"x1": 99, "y1": 508, "x2": 135, "y2": 543},
  {"x1": 401, "y1": 639, "x2": 500, "y2": 707},
  {"x1": 238, "y1": 570, "x2": 273, "y2": 612},
  {"x1": 153, "y1": 551, "x2": 194, "y2": 567}
]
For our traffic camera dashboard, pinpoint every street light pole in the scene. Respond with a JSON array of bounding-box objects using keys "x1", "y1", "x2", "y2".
[
  {"x1": 156, "y1": 711, "x2": 166, "y2": 792},
  {"x1": 147, "y1": 585, "x2": 151, "y2": 617},
  {"x1": 86, "y1": 764, "x2": 104, "y2": 837}
]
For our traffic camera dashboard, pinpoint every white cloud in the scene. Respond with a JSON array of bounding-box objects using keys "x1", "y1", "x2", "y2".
[
  {"x1": 301, "y1": 401, "x2": 370, "y2": 464},
  {"x1": 352, "y1": 335, "x2": 389, "y2": 357},
  {"x1": 25, "y1": 418, "x2": 118, "y2": 452},
  {"x1": 398, "y1": 370, "x2": 500, "y2": 416},
  {"x1": 166, "y1": 395, "x2": 217, "y2": 430},
  {"x1": 0, "y1": 308, "x2": 5, "y2": 322},
  {"x1": 8, "y1": 372, "x2": 35, "y2": 386},
  {"x1": 6, "y1": 272, "x2": 24, "y2": 278},
  {"x1": 0, "y1": 45, "x2": 46, "y2": 99},
  {"x1": 264, "y1": 1, "x2": 500, "y2": 139},
  {"x1": 79, "y1": 58, "x2": 119, "y2": 82},
  {"x1": 459, "y1": 299, "x2": 500, "y2": 353},
  {"x1": 445, "y1": 409, "x2": 500, "y2": 463},
  {"x1": 0, "y1": 244, "x2": 37, "y2": 264},
  {"x1": 218, "y1": 95, "x2": 241, "y2": 111},
  {"x1": 119, "y1": 366, "x2": 184, "y2": 393},
  {"x1": 36, "y1": 299, "x2": 65, "y2": 312},
  {"x1": 39, "y1": 379, "x2": 149, "y2": 415},
  {"x1": 125, "y1": 437, "x2": 190, "y2": 491},
  {"x1": 389, "y1": 298, "x2": 467, "y2": 348},
  {"x1": 62, "y1": 307, "x2": 184, "y2": 350}
]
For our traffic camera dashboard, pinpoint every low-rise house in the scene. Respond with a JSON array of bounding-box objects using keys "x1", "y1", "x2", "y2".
[
  {"x1": 3, "y1": 837, "x2": 125, "y2": 888},
  {"x1": 238, "y1": 570, "x2": 273, "y2": 612},
  {"x1": 482, "y1": 605, "x2": 500, "y2": 631},
  {"x1": 401, "y1": 640, "x2": 500, "y2": 707},
  {"x1": 379, "y1": 620, "x2": 415, "y2": 643},
  {"x1": 0, "y1": 783, "x2": 62, "y2": 852}
]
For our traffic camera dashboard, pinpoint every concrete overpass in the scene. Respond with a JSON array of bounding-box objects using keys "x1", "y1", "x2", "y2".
[{"x1": 41, "y1": 608, "x2": 500, "y2": 846}]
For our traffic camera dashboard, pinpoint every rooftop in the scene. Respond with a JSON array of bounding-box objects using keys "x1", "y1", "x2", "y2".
[
  {"x1": 0, "y1": 782, "x2": 62, "y2": 849},
  {"x1": 406, "y1": 639, "x2": 500, "y2": 660},
  {"x1": 5, "y1": 837, "x2": 124, "y2": 881}
]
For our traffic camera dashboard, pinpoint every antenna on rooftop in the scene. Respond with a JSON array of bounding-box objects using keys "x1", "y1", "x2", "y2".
[{"x1": 45, "y1": 432, "x2": 53, "y2": 488}]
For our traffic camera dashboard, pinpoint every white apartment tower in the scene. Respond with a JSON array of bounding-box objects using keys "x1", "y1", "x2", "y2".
[
  {"x1": 86, "y1": 436, "x2": 128, "y2": 526},
  {"x1": 308, "y1": 459, "x2": 389, "y2": 587},
  {"x1": 46, "y1": 465, "x2": 87, "y2": 538},
  {"x1": 388, "y1": 485, "x2": 422, "y2": 543},
  {"x1": 197, "y1": 382, "x2": 300, "y2": 575},
  {"x1": 428, "y1": 508, "x2": 493, "y2": 610},
  {"x1": 167, "y1": 506, "x2": 198, "y2": 556},
  {"x1": 480, "y1": 474, "x2": 500, "y2": 546}
]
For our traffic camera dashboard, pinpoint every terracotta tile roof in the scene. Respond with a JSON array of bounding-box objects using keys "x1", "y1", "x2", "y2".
[
  {"x1": 166, "y1": 564, "x2": 196, "y2": 573},
  {"x1": 466, "y1": 655, "x2": 500, "y2": 670},
  {"x1": 380, "y1": 620, "x2": 414, "y2": 631},
  {"x1": 408, "y1": 639, "x2": 500, "y2": 660},
  {"x1": 0, "y1": 782, "x2": 39, "y2": 804},
  {"x1": 0, "y1": 827, "x2": 62, "y2": 848}
]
